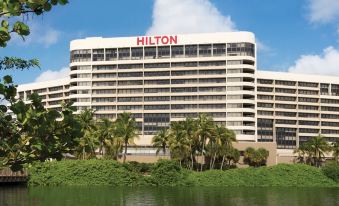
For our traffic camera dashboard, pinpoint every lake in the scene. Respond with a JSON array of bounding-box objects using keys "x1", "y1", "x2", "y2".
[{"x1": 0, "y1": 186, "x2": 338, "y2": 206}]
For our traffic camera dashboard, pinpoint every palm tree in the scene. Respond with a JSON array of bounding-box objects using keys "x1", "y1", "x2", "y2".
[
  {"x1": 181, "y1": 117, "x2": 197, "y2": 170},
  {"x1": 332, "y1": 142, "x2": 339, "y2": 163},
  {"x1": 114, "y1": 112, "x2": 138, "y2": 163},
  {"x1": 77, "y1": 109, "x2": 97, "y2": 159},
  {"x1": 95, "y1": 118, "x2": 113, "y2": 155},
  {"x1": 244, "y1": 147, "x2": 269, "y2": 167},
  {"x1": 168, "y1": 121, "x2": 191, "y2": 167},
  {"x1": 225, "y1": 147, "x2": 240, "y2": 168},
  {"x1": 152, "y1": 128, "x2": 170, "y2": 155},
  {"x1": 195, "y1": 113, "x2": 215, "y2": 171},
  {"x1": 214, "y1": 125, "x2": 236, "y2": 169},
  {"x1": 307, "y1": 135, "x2": 331, "y2": 167}
]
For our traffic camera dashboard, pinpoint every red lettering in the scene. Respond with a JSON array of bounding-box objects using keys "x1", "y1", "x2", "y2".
[
  {"x1": 149, "y1": 37, "x2": 155, "y2": 45},
  {"x1": 170, "y1": 36, "x2": 178, "y2": 44},
  {"x1": 137, "y1": 35, "x2": 178, "y2": 46},
  {"x1": 161, "y1": 36, "x2": 169, "y2": 44},
  {"x1": 137, "y1": 37, "x2": 144, "y2": 46},
  {"x1": 154, "y1": 36, "x2": 161, "y2": 44}
]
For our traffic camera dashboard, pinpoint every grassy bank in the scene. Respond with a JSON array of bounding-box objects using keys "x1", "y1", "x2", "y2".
[{"x1": 28, "y1": 160, "x2": 339, "y2": 187}]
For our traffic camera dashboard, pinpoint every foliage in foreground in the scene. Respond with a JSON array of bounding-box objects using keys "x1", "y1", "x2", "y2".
[
  {"x1": 322, "y1": 162, "x2": 339, "y2": 183},
  {"x1": 28, "y1": 160, "x2": 339, "y2": 187}
]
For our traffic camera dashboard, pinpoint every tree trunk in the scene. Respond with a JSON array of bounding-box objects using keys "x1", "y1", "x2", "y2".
[
  {"x1": 200, "y1": 137, "x2": 206, "y2": 172},
  {"x1": 191, "y1": 153, "x2": 194, "y2": 171},
  {"x1": 212, "y1": 152, "x2": 217, "y2": 169},
  {"x1": 123, "y1": 141, "x2": 128, "y2": 163},
  {"x1": 220, "y1": 155, "x2": 225, "y2": 170}
]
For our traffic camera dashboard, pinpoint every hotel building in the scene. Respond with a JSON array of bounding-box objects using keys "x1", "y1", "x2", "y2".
[{"x1": 17, "y1": 32, "x2": 339, "y2": 163}]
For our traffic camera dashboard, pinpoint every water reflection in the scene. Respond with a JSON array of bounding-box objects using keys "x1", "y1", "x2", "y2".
[{"x1": 0, "y1": 186, "x2": 338, "y2": 206}]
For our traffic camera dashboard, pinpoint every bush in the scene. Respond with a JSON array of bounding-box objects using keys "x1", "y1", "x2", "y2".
[
  {"x1": 186, "y1": 164, "x2": 338, "y2": 187},
  {"x1": 149, "y1": 160, "x2": 188, "y2": 186},
  {"x1": 122, "y1": 161, "x2": 153, "y2": 173},
  {"x1": 28, "y1": 160, "x2": 145, "y2": 186},
  {"x1": 322, "y1": 162, "x2": 339, "y2": 182}
]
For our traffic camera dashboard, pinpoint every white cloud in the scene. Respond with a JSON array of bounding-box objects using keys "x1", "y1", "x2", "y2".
[
  {"x1": 256, "y1": 39, "x2": 271, "y2": 52},
  {"x1": 146, "y1": 0, "x2": 236, "y2": 35},
  {"x1": 11, "y1": 22, "x2": 61, "y2": 47},
  {"x1": 307, "y1": 0, "x2": 339, "y2": 23},
  {"x1": 35, "y1": 67, "x2": 69, "y2": 82},
  {"x1": 288, "y1": 46, "x2": 339, "y2": 75}
]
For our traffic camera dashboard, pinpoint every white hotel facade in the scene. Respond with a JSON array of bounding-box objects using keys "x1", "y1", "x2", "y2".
[{"x1": 17, "y1": 32, "x2": 339, "y2": 162}]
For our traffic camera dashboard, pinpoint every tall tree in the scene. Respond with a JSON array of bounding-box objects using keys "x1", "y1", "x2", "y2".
[
  {"x1": 76, "y1": 109, "x2": 97, "y2": 159},
  {"x1": 332, "y1": 142, "x2": 339, "y2": 163},
  {"x1": 152, "y1": 128, "x2": 170, "y2": 156},
  {"x1": 195, "y1": 114, "x2": 215, "y2": 171},
  {"x1": 95, "y1": 118, "x2": 114, "y2": 156},
  {"x1": 114, "y1": 112, "x2": 138, "y2": 163},
  {"x1": 307, "y1": 135, "x2": 331, "y2": 167}
]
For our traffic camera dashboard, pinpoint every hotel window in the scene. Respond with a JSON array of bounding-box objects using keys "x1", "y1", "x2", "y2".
[
  {"x1": 171, "y1": 46, "x2": 184, "y2": 58},
  {"x1": 144, "y1": 71, "x2": 170, "y2": 77},
  {"x1": 118, "y1": 72, "x2": 143, "y2": 77},
  {"x1": 322, "y1": 129, "x2": 339, "y2": 134},
  {"x1": 276, "y1": 112, "x2": 296, "y2": 117},
  {"x1": 298, "y1": 113, "x2": 318, "y2": 118},
  {"x1": 118, "y1": 89, "x2": 143, "y2": 94},
  {"x1": 92, "y1": 81, "x2": 116, "y2": 86},
  {"x1": 144, "y1": 63, "x2": 170, "y2": 68},
  {"x1": 93, "y1": 106, "x2": 116, "y2": 111},
  {"x1": 144, "y1": 80, "x2": 170, "y2": 85},
  {"x1": 93, "y1": 65, "x2": 116, "y2": 70},
  {"x1": 105, "y1": 48, "x2": 117, "y2": 61},
  {"x1": 92, "y1": 89, "x2": 115, "y2": 94},
  {"x1": 299, "y1": 128, "x2": 319, "y2": 133},
  {"x1": 213, "y1": 44, "x2": 226, "y2": 56},
  {"x1": 227, "y1": 60, "x2": 242, "y2": 65},
  {"x1": 49, "y1": 86, "x2": 63, "y2": 92},
  {"x1": 199, "y1": 104, "x2": 226, "y2": 109},
  {"x1": 199, "y1": 87, "x2": 225, "y2": 92},
  {"x1": 171, "y1": 79, "x2": 197, "y2": 84},
  {"x1": 70, "y1": 49, "x2": 91, "y2": 62},
  {"x1": 185, "y1": 45, "x2": 198, "y2": 57},
  {"x1": 299, "y1": 105, "x2": 318, "y2": 110},
  {"x1": 257, "y1": 79, "x2": 273, "y2": 85},
  {"x1": 198, "y1": 44, "x2": 212, "y2": 57},
  {"x1": 199, "y1": 61, "x2": 225, "y2": 67},
  {"x1": 321, "y1": 114, "x2": 339, "y2": 119},
  {"x1": 77, "y1": 73, "x2": 91, "y2": 78},
  {"x1": 227, "y1": 86, "x2": 242, "y2": 91},
  {"x1": 118, "y1": 97, "x2": 143, "y2": 102},
  {"x1": 93, "y1": 49, "x2": 104, "y2": 61},
  {"x1": 145, "y1": 96, "x2": 170, "y2": 102},
  {"x1": 118, "y1": 105, "x2": 142, "y2": 110},
  {"x1": 227, "y1": 103, "x2": 242, "y2": 108},
  {"x1": 258, "y1": 110, "x2": 273, "y2": 116},
  {"x1": 145, "y1": 88, "x2": 169, "y2": 93},
  {"x1": 275, "y1": 96, "x2": 296, "y2": 101},
  {"x1": 199, "y1": 95, "x2": 226, "y2": 101},
  {"x1": 257, "y1": 87, "x2": 273, "y2": 92},
  {"x1": 199, "y1": 69, "x2": 226, "y2": 75},
  {"x1": 298, "y1": 82, "x2": 318, "y2": 87},
  {"x1": 258, "y1": 103, "x2": 273, "y2": 108},
  {"x1": 199, "y1": 78, "x2": 225, "y2": 84},
  {"x1": 331, "y1": 84, "x2": 339, "y2": 96},
  {"x1": 118, "y1": 48, "x2": 130, "y2": 60},
  {"x1": 275, "y1": 103, "x2": 296, "y2": 109},
  {"x1": 275, "y1": 80, "x2": 296, "y2": 86},
  {"x1": 78, "y1": 98, "x2": 90, "y2": 102},
  {"x1": 298, "y1": 97, "x2": 318, "y2": 103},
  {"x1": 298, "y1": 90, "x2": 318, "y2": 95},
  {"x1": 92, "y1": 97, "x2": 115, "y2": 102},
  {"x1": 95, "y1": 114, "x2": 115, "y2": 119},
  {"x1": 144, "y1": 47, "x2": 157, "y2": 59},
  {"x1": 321, "y1": 99, "x2": 339, "y2": 104},
  {"x1": 118, "y1": 80, "x2": 143, "y2": 86},
  {"x1": 144, "y1": 105, "x2": 170, "y2": 110},
  {"x1": 299, "y1": 120, "x2": 319, "y2": 126},
  {"x1": 171, "y1": 113, "x2": 198, "y2": 118},
  {"x1": 321, "y1": 106, "x2": 339, "y2": 112},
  {"x1": 118, "y1": 64, "x2": 143, "y2": 69},
  {"x1": 171, "y1": 96, "x2": 197, "y2": 101},
  {"x1": 93, "y1": 73, "x2": 116, "y2": 78},
  {"x1": 320, "y1": 83, "x2": 329, "y2": 95},
  {"x1": 172, "y1": 104, "x2": 198, "y2": 110},
  {"x1": 321, "y1": 121, "x2": 339, "y2": 127},
  {"x1": 171, "y1": 70, "x2": 197, "y2": 76},
  {"x1": 258, "y1": 95, "x2": 273, "y2": 100},
  {"x1": 77, "y1": 82, "x2": 91, "y2": 86},
  {"x1": 157, "y1": 46, "x2": 170, "y2": 58},
  {"x1": 171, "y1": 87, "x2": 197, "y2": 93},
  {"x1": 275, "y1": 88, "x2": 296, "y2": 94},
  {"x1": 172, "y1": 61, "x2": 198, "y2": 67},
  {"x1": 131, "y1": 47, "x2": 143, "y2": 60}
]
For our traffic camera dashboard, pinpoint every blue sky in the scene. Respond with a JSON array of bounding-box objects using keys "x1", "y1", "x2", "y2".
[{"x1": 2, "y1": 0, "x2": 339, "y2": 84}]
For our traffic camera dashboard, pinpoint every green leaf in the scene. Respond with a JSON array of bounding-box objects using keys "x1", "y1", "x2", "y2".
[
  {"x1": 51, "y1": 0, "x2": 58, "y2": 5},
  {"x1": 1, "y1": 20, "x2": 9, "y2": 29},
  {"x1": 58, "y1": 0, "x2": 68, "y2": 5},
  {"x1": 3, "y1": 75, "x2": 13, "y2": 84},
  {"x1": 43, "y1": 2, "x2": 52, "y2": 11},
  {"x1": 12, "y1": 22, "x2": 30, "y2": 36}
]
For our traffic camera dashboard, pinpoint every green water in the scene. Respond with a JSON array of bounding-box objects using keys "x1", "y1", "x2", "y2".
[{"x1": 0, "y1": 186, "x2": 338, "y2": 206}]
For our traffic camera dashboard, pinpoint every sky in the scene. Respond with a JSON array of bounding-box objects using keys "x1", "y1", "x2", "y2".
[{"x1": 1, "y1": 0, "x2": 339, "y2": 84}]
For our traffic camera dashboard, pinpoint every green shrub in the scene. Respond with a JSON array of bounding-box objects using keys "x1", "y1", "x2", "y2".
[
  {"x1": 149, "y1": 159, "x2": 188, "y2": 186},
  {"x1": 28, "y1": 160, "x2": 144, "y2": 186},
  {"x1": 122, "y1": 161, "x2": 152, "y2": 173},
  {"x1": 322, "y1": 162, "x2": 339, "y2": 182},
  {"x1": 186, "y1": 164, "x2": 338, "y2": 187}
]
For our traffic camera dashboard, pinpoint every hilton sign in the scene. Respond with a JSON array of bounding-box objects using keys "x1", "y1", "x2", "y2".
[{"x1": 137, "y1": 35, "x2": 178, "y2": 46}]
